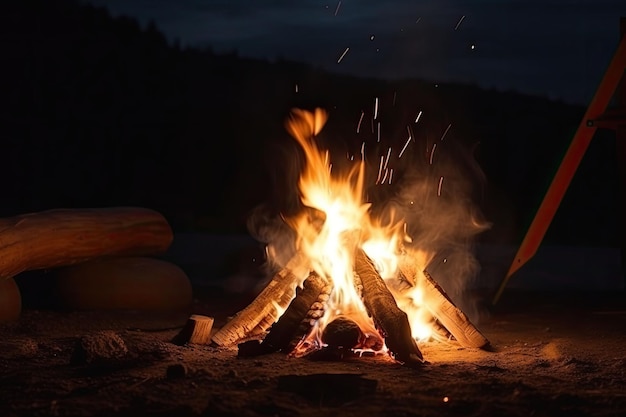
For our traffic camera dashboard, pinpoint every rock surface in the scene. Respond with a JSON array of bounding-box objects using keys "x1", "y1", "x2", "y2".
[
  {"x1": 56, "y1": 257, "x2": 193, "y2": 312},
  {"x1": 0, "y1": 277, "x2": 21, "y2": 322}
]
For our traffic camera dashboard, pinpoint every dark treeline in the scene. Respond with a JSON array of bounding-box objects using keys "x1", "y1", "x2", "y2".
[{"x1": 1, "y1": 0, "x2": 620, "y2": 247}]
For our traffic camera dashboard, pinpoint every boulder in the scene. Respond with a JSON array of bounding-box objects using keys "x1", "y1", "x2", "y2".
[
  {"x1": 56, "y1": 257, "x2": 193, "y2": 312},
  {"x1": 0, "y1": 277, "x2": 21, "y2": 322}
]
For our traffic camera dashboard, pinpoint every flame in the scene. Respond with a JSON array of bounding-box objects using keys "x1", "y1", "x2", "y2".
[{"x1": 284, "y1": 108, "x2": 435, "y2": 352}]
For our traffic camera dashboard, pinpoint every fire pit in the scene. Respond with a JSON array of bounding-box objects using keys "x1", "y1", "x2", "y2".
[{"x1": 206, "y1": 108, "x2": 489, "y2": 365}]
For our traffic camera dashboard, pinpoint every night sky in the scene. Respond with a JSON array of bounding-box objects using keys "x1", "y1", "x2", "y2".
[{"x1": 85, "y1": 0, "x2": 626, "y2": 105}]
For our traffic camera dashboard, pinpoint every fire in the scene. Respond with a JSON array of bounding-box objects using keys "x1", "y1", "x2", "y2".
[{"x1": 282, "y1": 108, "x2": 434, "y2": 353}]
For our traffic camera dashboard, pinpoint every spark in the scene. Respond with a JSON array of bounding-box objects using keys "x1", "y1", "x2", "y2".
[
  {"x1": 334, "y1": 0, "x2": 342, "y2": 16},
  {"x1": 337, "y1": 47, "x2": 350, "y2": 63},
  {"x1": 429, "y1": 143, "x2": 437, "y2": 165},
  {"x1": 374, "y1": 97, "x2": 379, "y2": 119},
  {"x1": 361, "y1": 142, "x2": 366, "y2": 160},
  {"x1": 383, "y1": 147, "x2": 391, "y2": 169},
  {"x1": 443, "y1": 396, "x2": 449, "y2": 403},
  {"x1": 415, "y1": 110, "x2": 423, "y2": 123},
  {"x1": 415, "y1": 17, "x2": 422, "y2": 24},
  {"x1": 437, "y1": 176, "x2": 444, "y2": 196},
  {"x1": 388, "y1": 168, "x2": 394, "y2": 184},
  {"x1": 454, "y1": 15, "x2": 465, "y2": 31},
  {"x1": 370, "y1": 35, "x2": 375, "y2": 41},
  {"x1": 398, "y1": 136, "x2": 411, "y2": 158},
  {"x1": 376, "y1": 155, "x2": 384, "y2": 184},
  {"x1": 392, "y1": 91, "x2": 397, "y2": 107},
  {"x1": 381, "y1": 168, "x2": 389, "y2": 184},
  {"x1": 377, "y1": 122, "x2": 381, "y2": 142},
  {"x1": 470, "y1": 43, "x2": 476, "y2": 50},
  {"x1": 407, "y1": 125, "x2": 415, "y2": 142},
  {"x1": 295, "y1": 84, "x2": 299, "y2": 93},
  {"x1": 356, "y1": 110, "x2": 364, "y2": 133},
  {"x1": 440, "y1": 123, "x2": 452, "y2": 141}
]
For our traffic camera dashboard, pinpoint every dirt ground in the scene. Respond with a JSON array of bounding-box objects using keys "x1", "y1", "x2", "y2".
[{"x1": 1, "y1": 288, "x2": 625, "y2": 417}]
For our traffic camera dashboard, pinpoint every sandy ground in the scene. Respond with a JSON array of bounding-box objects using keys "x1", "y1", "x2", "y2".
[{"x1": 1, "y1": 289, "x2": 625, "y2": 417}]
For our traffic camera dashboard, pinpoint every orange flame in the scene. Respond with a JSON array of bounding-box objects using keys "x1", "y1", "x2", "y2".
[{"x1": 283, "y1": 108, "x2": 434, "y2": 352}]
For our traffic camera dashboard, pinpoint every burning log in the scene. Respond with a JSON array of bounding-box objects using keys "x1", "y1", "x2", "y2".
[
  {"x1": 398, "y1": 253, "x2": 489, "y2": 349},
  {"x1": 238, "y1": 271, "x2": 327, "y2": 356},
  {"x1": 262, "y1": 271, "x2": 327, "y2": 351},
  {"x1": 322, "y1": 316, "x2": 362, "y2": 349},
  {"x1": 211, "y1": 252, "x2": 308, "y2": 347},
  {"x1": 0, "y1": 207, "x2": 172, "y2": 278},
  {"x1": 420, "y1": 271, "x2": 489, "y2": 349},
  {"x1": 354, "y1": 248, "x2": 424, "y2": 366},
  {"x1": 171, "y1": 315, "x2": 215, "y2": 345}
]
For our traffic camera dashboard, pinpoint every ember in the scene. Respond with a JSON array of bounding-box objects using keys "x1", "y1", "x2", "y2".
[{"x1": 211, "y1": 108, "x2": 488, "y2": 365}]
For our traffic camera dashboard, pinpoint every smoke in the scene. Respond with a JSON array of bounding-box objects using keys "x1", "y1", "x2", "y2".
[
  {"x1": 248, "y1": 106, "x2": 491, "y2": 322},
  {"x1": 374, "y1": 133, "x2": 490, "y2": 320}
]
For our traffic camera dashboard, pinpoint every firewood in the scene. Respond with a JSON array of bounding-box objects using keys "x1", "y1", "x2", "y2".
[
  {"x1": 420, "y1": 270, "x2": 489, "y2": 349},
  {"x1": 261, "y1": 272, "x2": 327, "y2": 352},
  {"x1": 322, "y1": 316, "x2": 362, "y2": 349},
  {"x1": 354, "y1": 248, "x2": 424, "y2": 366},
  {"x1": 237, "y1": 272, "x2": 326, "y2": 357},
  {"x1": 287, "y1": 279, "x2": 332, "y2": 350},
  {"x1": 211, "y1": 252, "x2": 309, "y2": 347},
  {"x1": 397, "y1": 252, "x2": 489, "y2": 349},
  {"x1": 0, "y1": 207, "x2": 172, "y2": 278},
  {"x1": 171, "y1": 315, "x2": 215, "y2": 345}
]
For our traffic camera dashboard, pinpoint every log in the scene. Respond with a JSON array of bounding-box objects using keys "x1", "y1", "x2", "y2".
[
  {"x1": 420, "y1": 270, "x2": 489, "y2": 349},
  {"x1": 397, "y1": 252, "x2": 489, "y2": 348},
  {"x1": 261, "y1": 272, "x2": 327, "y2": 352},
  {"x1": 237, "y1": 272, "x2": 326, "y2": 357},
  {"x1": 171, "y1": 315, "x2": 215, "y2": 345},
  {"x1": 0, "y1": 207, "x2": 173, "y2": 278},
  {"x1": 211, "y1": 252, "x2": 309, "y2": 347},
  {"x1": 354, "y1": 248, "x2": 424, "y2": 366},
  {"x1": 322, "y1": 316, "x2": 362, "y2": 349}
]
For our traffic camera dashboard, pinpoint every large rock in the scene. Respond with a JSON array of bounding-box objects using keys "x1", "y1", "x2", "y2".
[
  {"x1": 56, "y1": 257, "x2": 193, "y2": 312},
  {"x1": 0, "y1": 277, "x2": 21, "y2": 322}
]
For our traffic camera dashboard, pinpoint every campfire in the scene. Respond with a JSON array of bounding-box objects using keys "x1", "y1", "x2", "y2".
[{"x1": 205, "y1": 108, "x2": 489, "y2": 366}]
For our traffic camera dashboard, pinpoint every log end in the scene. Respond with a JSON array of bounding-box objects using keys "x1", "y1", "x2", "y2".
[{"x1": 172, "y1": 314, "x2": 215, "y2": 345}]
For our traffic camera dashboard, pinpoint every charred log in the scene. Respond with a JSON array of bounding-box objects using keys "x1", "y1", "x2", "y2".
[
  {"x1": 354, "y1": 248, "x2": 424, "y2": 366},
  {"x1": 322, "y1": 316, "x2": 362, "y2": 349},
  {"x1": 238, "y1": 272, "x2": 326, "y2": 357}
]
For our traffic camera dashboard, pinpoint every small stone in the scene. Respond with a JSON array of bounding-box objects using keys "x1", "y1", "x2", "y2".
[{"x1": 71, "y1": 330, "x2": 129, "y2": 365}]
